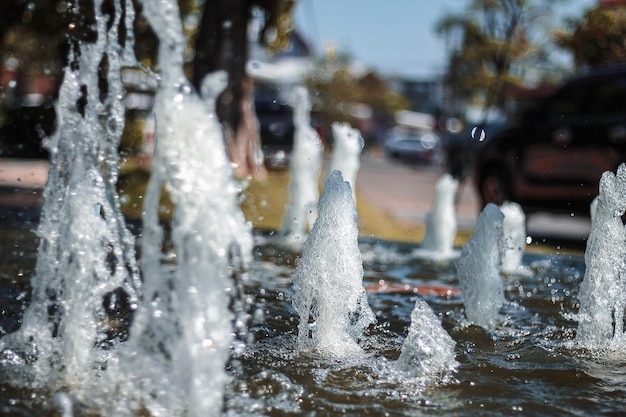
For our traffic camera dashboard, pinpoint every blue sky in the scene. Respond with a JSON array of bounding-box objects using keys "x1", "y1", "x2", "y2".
[{"x1": 293, "y1": 0, "x2": 598, "y2": 79}]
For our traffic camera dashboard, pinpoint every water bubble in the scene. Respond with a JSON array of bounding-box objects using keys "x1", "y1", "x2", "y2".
[
  {"x1": 471, "y1": 126, "x2": 486, "y2": 141},
  {"x1": 181, "y1": 84, "x2": 192, "y2": 95},
  {"x1": 525, "y1": 236, "x2": 532, "y2": 244}
]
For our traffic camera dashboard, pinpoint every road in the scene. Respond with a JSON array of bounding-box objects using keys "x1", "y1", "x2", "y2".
[
  {"x1": 356, "y1": 151, "x2": 591, "y2": 251},
  {"x1": 0, "y1": 154, "x2": 592, "y2": 250}
]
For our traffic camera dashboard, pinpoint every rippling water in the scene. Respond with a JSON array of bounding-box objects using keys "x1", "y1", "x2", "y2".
[{"x1": 2, "y1": 223, "x2": 626, "y2": 416}]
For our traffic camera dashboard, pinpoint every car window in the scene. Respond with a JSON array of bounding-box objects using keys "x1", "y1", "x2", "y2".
[
  {"x1": 586, "y1": 78, "x2": 626, "y2": 115},
  {"x1": 544, "y1": 81, "x2": 592, "y2": 119}
]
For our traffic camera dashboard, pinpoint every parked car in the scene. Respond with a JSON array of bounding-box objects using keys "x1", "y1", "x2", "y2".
[
  {"x1": 255, "y1": 86, "x2": 294, "y2": 170},
  {"x1": 383, "y1": 126, "x2": 443, "y2": 165},
  {"x1": 473, "y1": 64, "x2": 626, "y2": 216},
  {"x1": 442, "y1": 120, "x2": 505, "y2": 181}
]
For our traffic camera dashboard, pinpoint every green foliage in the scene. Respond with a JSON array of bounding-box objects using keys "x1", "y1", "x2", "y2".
[
  {"x1": 305, "y1": 56, "x2": 407, "y2": 135},
  {"x1": 556, "y1": 4, "x2": 626, "y2": 68},
  {"x1": 436, "y1": 0, "x2": 560, "y2": 112},
  {"x1": 1, "y1": 0, "x2": 70, "y2": 78}
]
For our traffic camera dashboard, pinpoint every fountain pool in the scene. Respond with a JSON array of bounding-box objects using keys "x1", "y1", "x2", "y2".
[
  {"x1": 3, "y1": 218, "x2": 626, "y2": 416},
  {"x1": 2, "y1": 0, "x2": 626, "y2": 415}
]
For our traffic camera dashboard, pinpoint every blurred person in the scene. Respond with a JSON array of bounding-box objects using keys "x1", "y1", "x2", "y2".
[{"x1": 193, "y1": 0, "x2": 295, "y2": 179}]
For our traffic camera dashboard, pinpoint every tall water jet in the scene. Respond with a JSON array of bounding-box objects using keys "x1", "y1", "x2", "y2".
[
  {"x1": 500, "y1": 201, "x2": 527, "y2": 274},
  {"x1": 292, "y1": 170, "x2": 376, "y2": 357},
  {"x1": 455, "y1": 203, "x2": 505, "y2": 327},
  {"x1": 280, "y1": 86, "x2": 323, "y2": 245},
  {"x1": 110, "y1": 1, "x2": 252, "y2": 415},
  {"x1": 395, "y1": 299, "x2": 458, "y2": 381},
  {"x1": 418, "y1": 173, "x2": 459, "y2": 260},
  {"x1": 575, "y1": 164, "x2": 626, "y2": 350},
  {"x1": 327, "y1": 122, "x2": 363, "y2": 202},
  {"x1": 1, "y1": 0, "x2": 141, "y2": 388}
]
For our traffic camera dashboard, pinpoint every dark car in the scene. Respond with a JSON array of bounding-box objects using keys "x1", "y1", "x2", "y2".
[
  {"x1": 255, "y1": 86, "x2": 294, "y2": 169},
  {"x1": 473, "y1": 64, "x2": 626, "y2": 216}
]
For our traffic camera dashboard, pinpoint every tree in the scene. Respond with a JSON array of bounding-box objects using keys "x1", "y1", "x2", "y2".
[
  {"x1": 305, "y1": 54, "x2": 408, "y2": 144},
  {"x1": 435, "y1": 0, "x2": 561, "y2": 120},
  {"x1": 556, "y1": 2, "x2": 626, "y2": 69}
]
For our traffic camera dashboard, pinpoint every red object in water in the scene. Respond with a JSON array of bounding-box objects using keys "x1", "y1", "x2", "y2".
[{"x1": 364, "y1": 283, "x2": 460, "y2": 297}]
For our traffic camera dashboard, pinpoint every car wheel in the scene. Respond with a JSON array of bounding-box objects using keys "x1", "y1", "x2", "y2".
[{"x1": 479, "y1": 168, "x2": 511, "y2": 206}]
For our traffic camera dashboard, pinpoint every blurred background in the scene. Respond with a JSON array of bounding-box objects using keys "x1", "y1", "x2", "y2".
[
  {"x1": 1, "y1": 0, "x2": 625, "y2": 248},
  {"x1": 0, "y1": 0, "x2": 608, "y2": 148}
]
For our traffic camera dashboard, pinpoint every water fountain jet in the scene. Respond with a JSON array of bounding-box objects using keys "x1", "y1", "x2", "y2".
[
  {"x1": 292, "y1": 170, "x2": 376, "y2": 357},
  {"x1": 575, "y1": 164, "x2": 626, "y2": 351},
  {"x1": 107, "y1": 1, "x2": 253, "y2": 415},
  {"x1": 328, "y1": 122, "x2": 364, "y2": 202},
  {"x1": 500, "y1": 201, "x2": 528, "y2": 275},
  {"x1": 0, "y1": 0, "x2": 141, "y2": 390},
  {"x1": 279, "y1": 86, "x2": 323, "y2": 246},
  {"x1": 455, "y1": 203, "x2": 505, "y2": 327},
  {"x1": 415, "y1": 173, "x2": 459, "y2": 261},
  {"x1": 395, "y1": 299, "x2": 458, "y2": 381}
]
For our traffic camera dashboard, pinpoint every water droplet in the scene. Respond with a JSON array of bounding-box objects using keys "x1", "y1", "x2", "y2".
[
  {"x1": 525, "y1": 236, "x2": 532, "y2": 244},
  {"x1": 68, "y1": 22, "x2": 76, "y2": 30},
  {"x1": 471, "y1": 126, "x2": 486, "y2": 141}
]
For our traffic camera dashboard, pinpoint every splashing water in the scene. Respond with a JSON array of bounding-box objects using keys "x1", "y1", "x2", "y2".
[
  {"x1": 328, "y1": 122, "x2": 363, "y2": 202},
  {"x1": 280, "y1": 86, "x2": 323, "y2": 245},
  {"x1": 0, "y1": 0, "x2": 140, "y2": 389},
  {"x1": 455, "y1": 203, "x2": 505, "y2": 327},
  {"x1": 417, "y1": 173, "x2": 459, "y2": 260},
  {"x1": 108, "y1": 1, "x2": 253, "y2": 416},
  {"x1": 575, "y1": 164, "x2": 626, "y2": 351},
  {"x1": 292, "y1": 171, "x2": 376, "y2": 357},
  {"x1": 395, "y1": 299, "x2": 458, "y2": 380},
  {"x1": 500, "y1": 201, "x2": 527, "y2": 274}
]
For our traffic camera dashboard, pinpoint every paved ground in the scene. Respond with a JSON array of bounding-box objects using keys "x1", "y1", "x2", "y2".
[
  {"x1": 356, "y1": 150, "x2": 479, "y2": 231},
  {"x1": 0, "y1": 153, "x2": 591, "y2": 250},
  {"x1": 356, "y1": 151, "x2": 591, "y2": 250}
]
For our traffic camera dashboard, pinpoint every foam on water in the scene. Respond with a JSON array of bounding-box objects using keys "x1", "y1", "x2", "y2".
[
  {"x1": 416, "y1": 173, "x2": 459, "y2": 261},
  {"x1": 0, "y1": 0, "x2": 140, "y2": 388},
  {"x1": 280, "y1": 86, "x2": 323, "y2": 245},
  {"x1": 395, "y1": 299, "x2": 458, "y2": 381},
  {"x1": 108, "y1": 1, "x2": 252, "y2": 415},
  {"x1": 575, "y1": 164, "x2": 626, "y2": 350},
  {"x1": 328, "y1": 122, "x2": 363, "y2": 202},
  {"x1": 455, "y1": 203, "x2": 505, "y2": 327},
  {"x1": 292, "y1": 171, "x2": 376, "y2": 357},
  {"x1": 500, "y1": 201, "x2": 527, "y2": 274}
]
